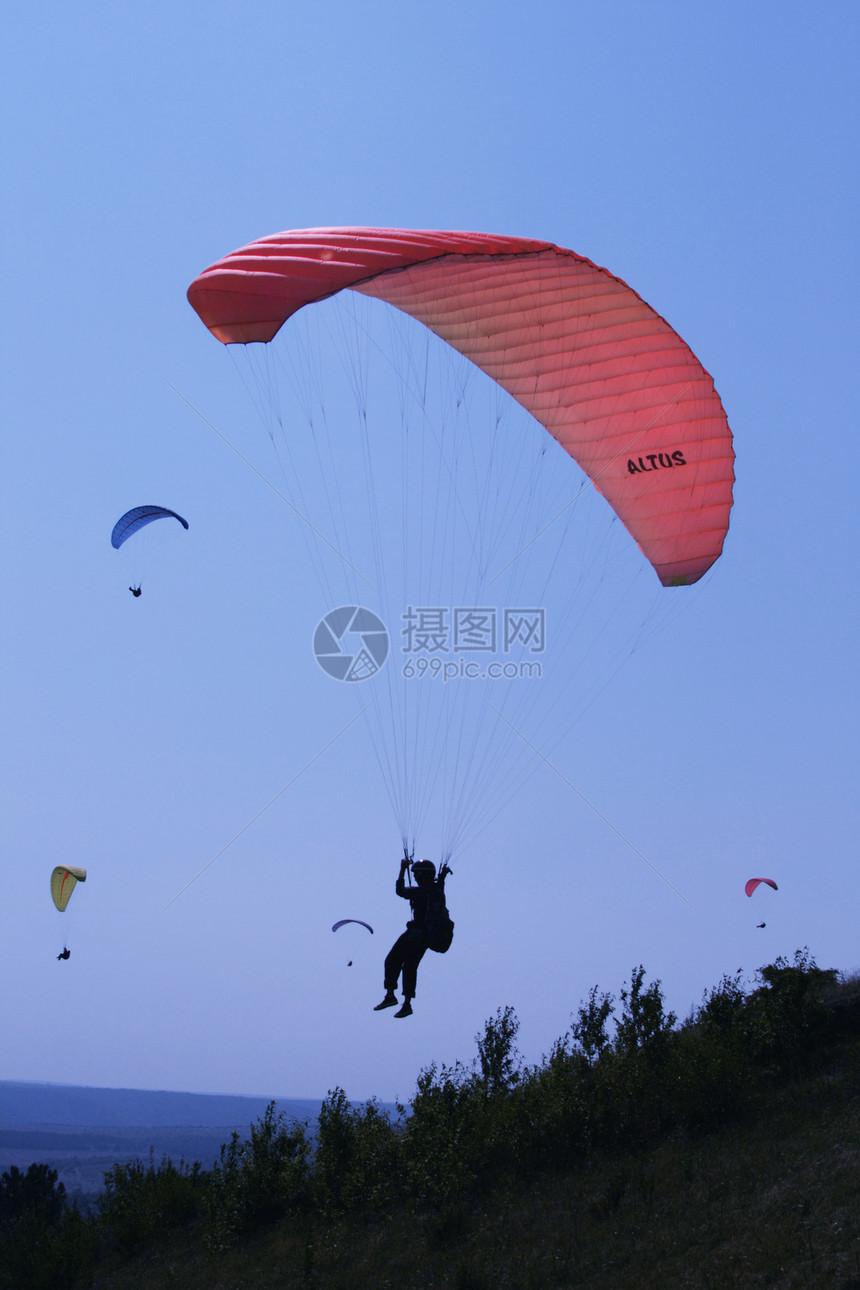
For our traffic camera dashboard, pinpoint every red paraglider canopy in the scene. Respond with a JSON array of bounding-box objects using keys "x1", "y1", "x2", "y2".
[
  {"x1": 745, "y1": 878, "x2": 778, "y2": 897},
  {"x1": 188, "y1": 227, "x2": 734, "y2": 587}
]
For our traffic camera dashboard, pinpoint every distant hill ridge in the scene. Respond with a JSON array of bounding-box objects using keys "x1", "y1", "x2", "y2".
[
  {"x1": 0, "y1": 1080, "x2": 398, "y2": 1198},
  {"x1": 0, "y1": 1080, "x2": 324, "y2": 1129}
]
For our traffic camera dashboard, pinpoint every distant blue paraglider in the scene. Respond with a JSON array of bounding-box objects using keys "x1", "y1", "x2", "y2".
[
  {"x1": 332, "y1": 920, "x2": 374, "y2": 935},
  {"x1": 111, "y1": 506, "x2": 189, "y2": 550}
]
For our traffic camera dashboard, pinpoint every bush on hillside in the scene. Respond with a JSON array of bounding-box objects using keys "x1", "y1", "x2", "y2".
[
  {"x1": 313, "y1": 1087, "x2": 403, "y2": 1214},
  {"x1": 99, "y1": 1153, "x2": 208, "y2": 1253},
  {"x1": 205, "y1": 1102, "x2": 310, "y2": 1248},
  {"x1": 0, "y1": 1164, "x2": 96, "y2": 1290}
]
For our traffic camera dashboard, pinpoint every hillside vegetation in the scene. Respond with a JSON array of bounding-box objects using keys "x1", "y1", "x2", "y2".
[{"x1": 3, "y1": 950, "x2": 859, "y2": 1289}]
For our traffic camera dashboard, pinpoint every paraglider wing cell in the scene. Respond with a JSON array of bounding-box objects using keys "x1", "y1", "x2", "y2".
[
  {"x1": 111, "y1": 506, "x2": 189, "y2": 550},
  {"x1": 744, "y1": 877, "x2": 778, "y2": 898},
  {"x1": 187, "y1": 227, "x2": 734, "y2": 586},
  {"x1": 51, "y1": 866, "x2": 87, "y2": 913}
]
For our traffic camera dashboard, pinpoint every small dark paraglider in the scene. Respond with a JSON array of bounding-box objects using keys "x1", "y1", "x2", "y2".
[
  {"x1": 111, "y1": 506, "x2": 189, "y2": 549},
  {"x1": 757, "y1": 922, "x2": 766, "y2": 929},
  {"x1": 375, "y1": 855, "x2": 453, "y2": 1018},
  {"x1": 112, "y1": 507, "x2": 188, "y2": 595},
  {"x1": 332, "y1": 919, "x2": 374, "y2": 969},
  {"x1": 57, "y1": 947, "x2": 71, "y2": 961}
]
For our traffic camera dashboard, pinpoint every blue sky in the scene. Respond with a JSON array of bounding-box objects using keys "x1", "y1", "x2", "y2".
[{"x1": 2, "y1": 2, "x2": 857, "y2": 1103}]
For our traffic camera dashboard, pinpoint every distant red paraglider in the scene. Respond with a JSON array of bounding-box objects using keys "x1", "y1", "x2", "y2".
[{"x1": 745, "y1": 878, "x2": 778, "y2": 898}]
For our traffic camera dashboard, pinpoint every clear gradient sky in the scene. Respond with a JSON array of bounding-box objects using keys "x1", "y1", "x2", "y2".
[{"x1": 2, "y1": 2, "x2": 858, "y2": 1104}]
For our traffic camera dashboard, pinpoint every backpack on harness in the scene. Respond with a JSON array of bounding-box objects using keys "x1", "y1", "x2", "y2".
[{"x1": 425, "y1": 890, "x2": 455, "y2": 953}]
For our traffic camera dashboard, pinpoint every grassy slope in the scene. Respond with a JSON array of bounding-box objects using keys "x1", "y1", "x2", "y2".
[{"x1": 94, "y1": 1047, "x2": 860, "y2": 1290}]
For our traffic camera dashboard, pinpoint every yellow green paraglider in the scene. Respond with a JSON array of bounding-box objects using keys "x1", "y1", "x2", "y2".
[{"x1": 51, "y1": 866, "x2": 86, "y2": 913}]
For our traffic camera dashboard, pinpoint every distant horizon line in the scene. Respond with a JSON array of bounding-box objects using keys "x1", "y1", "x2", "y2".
[
  {"x1": 0, "y1": 1078, "x2": 399, "y2": 1109},
  {"x1": 0, "y1": 1077, "x2": 322, "y2": 1102}
]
